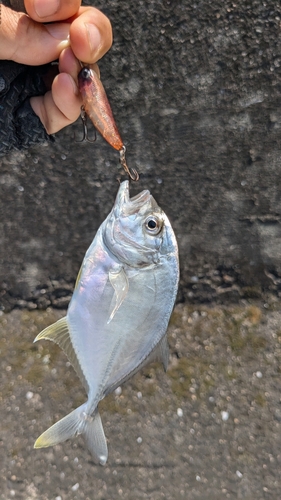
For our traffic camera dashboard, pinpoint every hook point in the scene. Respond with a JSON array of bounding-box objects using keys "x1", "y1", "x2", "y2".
[{"x1": 119, "y1": 146, "x2": 139, "y2": 181}]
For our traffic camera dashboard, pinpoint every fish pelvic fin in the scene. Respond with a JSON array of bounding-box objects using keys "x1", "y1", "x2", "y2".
[
  {"x1": 34, "y1": 316, "x2": 88, "y2": 393},
  {"x1": 34, "y1": 404, "x2": 108, "y2": 466}
]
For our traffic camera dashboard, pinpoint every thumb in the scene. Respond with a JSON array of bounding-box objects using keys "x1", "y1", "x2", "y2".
[{"x1": 0, "y1": 5, "x2": 70, "y2": 65}]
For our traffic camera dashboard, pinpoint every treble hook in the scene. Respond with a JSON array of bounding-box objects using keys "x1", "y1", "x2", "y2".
[
  {"x1": 119, "y1": 146, "x2": 139, "y2": 181},
  {"x1": 75, "y1": 106, "x2": 96, "y2": 143}
]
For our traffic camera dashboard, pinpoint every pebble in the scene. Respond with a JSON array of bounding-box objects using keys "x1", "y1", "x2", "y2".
[
  {"x1": 191, "y1": 276, "x2": 199, "y2": 282},
  {"x1": 137, "y1": 437, "x2": 142, "y2": 444},
  {"x1": 26, "y1": 391, "x2": 33, "y2": 400},
  {"x1": 236, "y1": 470, "x2": 243, "y2": 478},
  {"x1": 71, "y1": 483, "x2": 79, "y2": 492},
  {"x1": 177, "y1": 408, "x2": 183, "y2": 417},
  {"x1": 256, "y1": 371, "x2": 263, "y2": 378},
  {"x1": 221, "y1": 411, "x2": 229, "y2": 421}
]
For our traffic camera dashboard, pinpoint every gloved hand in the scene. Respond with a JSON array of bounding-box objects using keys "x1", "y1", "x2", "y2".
[{"x1": 0, "y1": 0, "x2": 112, "y2": 156}]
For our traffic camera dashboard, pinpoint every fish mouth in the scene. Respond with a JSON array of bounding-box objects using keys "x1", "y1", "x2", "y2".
[
  {"x1": 114, "y1": 181, "x2": 152, "y2": 216},
  {"x1": 114, "y1": 180, "x2": 130, "y2": 207}
]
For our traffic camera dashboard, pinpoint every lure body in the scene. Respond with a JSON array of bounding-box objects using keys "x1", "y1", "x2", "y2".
[{"x1": 78, "y1": 67, "x2": 123, "y2": 151}]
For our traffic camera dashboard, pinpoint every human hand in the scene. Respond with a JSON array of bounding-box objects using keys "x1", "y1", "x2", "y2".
[{"x1": 0, "y1": 0, "x2": 112, "y2": 134}]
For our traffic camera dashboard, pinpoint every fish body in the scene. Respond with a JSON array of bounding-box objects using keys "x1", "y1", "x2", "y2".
[
  {"x1": 34, "y1": 181, "x2": 179, "y2": 465},
  {"x1": 78, "y1": 67, "x2": 123, "y2": 151}
]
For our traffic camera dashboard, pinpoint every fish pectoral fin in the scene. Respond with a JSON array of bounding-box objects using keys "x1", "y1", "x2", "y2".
[
  {"x1": 107, "y1": 267, "x2": 129, "y2": 323},
  {"x1": 34, "y1": 404, "x2": 108, "y2": 466},
  {"x1": 34, "y1": 316, "x2": 88, "y2": 393}
]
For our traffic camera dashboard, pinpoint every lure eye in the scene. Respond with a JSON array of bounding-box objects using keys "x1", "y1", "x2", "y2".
[
  {"x1": 144, "y1": 216, "x2": 163, "y2": 235},
  {"x1": 81, "y1": 68, "x2": 92, "y2": 81}
]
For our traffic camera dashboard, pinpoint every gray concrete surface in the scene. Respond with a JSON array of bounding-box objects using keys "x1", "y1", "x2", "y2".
[
  {"x1": 1, "y1": 0, "x2": 281, "y2": 308},
  {"x1": 1, "y1": 301, "x2": 281, "y2": 499}
]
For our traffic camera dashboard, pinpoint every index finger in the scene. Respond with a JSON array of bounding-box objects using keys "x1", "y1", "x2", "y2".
[
  {"x1": 24, "y1": 0, "x2": 81, "y2": 22},
  {"x1": 69, "y1": 7, "x2": 112, "y2": 64}
]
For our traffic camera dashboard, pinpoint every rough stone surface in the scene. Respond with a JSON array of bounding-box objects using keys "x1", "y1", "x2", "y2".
[
  {"x1": 1, "y1": 1, "x2": 281, "y2": 308},
  {"x1": 1, "y1": 302, "x2": 281, "y2": 499}
]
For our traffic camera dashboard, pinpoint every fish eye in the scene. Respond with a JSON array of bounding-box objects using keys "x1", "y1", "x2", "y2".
[{"x1": 144, "y1": 215, "x2": 163, "y2": 235}]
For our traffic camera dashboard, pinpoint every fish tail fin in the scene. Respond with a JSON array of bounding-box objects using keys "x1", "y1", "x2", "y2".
[
  {"x1": 34, "y1": 405, "x2": 108, "y2": 465},
  {"x1": 82, "y1": 410, "x2": 108, "y2": 466},
  {"x1": 34, "y1": 405, "x2": 85, "y2": 449}
]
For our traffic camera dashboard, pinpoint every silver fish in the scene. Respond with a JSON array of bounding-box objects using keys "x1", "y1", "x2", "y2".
[{"x1": 34, "y1": 180, "x2": 179, "y2": 465}]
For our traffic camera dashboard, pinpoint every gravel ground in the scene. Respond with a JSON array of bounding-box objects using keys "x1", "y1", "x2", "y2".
[{"x1": 1, "y1": 301, "x2": 281, "y2": 499}]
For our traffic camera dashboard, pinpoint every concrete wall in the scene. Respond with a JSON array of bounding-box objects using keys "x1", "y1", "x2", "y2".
[{"x1": 1, "y1": 0, "x2": 281, "y2": 310}]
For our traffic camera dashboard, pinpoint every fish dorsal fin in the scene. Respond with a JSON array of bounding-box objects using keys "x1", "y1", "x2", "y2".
[
  {"x1": 107, "y1": 267, "x2": 129, "y2": 324},
  {"x1": 74, "y1": 263, "x2": 83, "y2": 290},
  {"x1": 34, "y1": 317, "x2": 89, "y2": 393}
]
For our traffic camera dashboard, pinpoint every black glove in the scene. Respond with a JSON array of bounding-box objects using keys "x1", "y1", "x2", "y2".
[{"x1": 0, "y1": 60, "x2": 54, "y2": 157}]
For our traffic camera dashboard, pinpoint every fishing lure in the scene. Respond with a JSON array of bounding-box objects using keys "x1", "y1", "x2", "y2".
[{"x1": 78, "y1": 67, "x2": 139, "y2": 181}]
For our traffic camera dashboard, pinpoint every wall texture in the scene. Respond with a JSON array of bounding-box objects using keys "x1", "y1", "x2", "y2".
[{"x1": 1, "y1": 0, "x2": 281, "y2": 310}]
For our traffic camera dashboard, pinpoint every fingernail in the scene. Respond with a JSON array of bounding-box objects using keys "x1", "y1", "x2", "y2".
[
  {"x1": 85, "y1": 23, "x2": 102, "y2": 56},
  {"x1": 45, "y1": 23, "x2": 70, "y2": 41},
  {"x1": 34, "y1": 0, "x2": 60, "y2": 18}
]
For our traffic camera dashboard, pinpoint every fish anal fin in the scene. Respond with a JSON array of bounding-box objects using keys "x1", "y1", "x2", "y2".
[
  {"x1": 157, "y1": 334, "x2": 170, "y2": 371},
  {"x1": 104, "y1": 335, "x2": 170, "y2": 397},
  {"x1": 143, "y1": 334, "x2": 170, "y2": 372},
  {"x1": 107, "y1": 267, "x2": 129, "y2": 323},
  {"x1": 34, "y1": 317, "x2": 88, "y2": 393}
]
